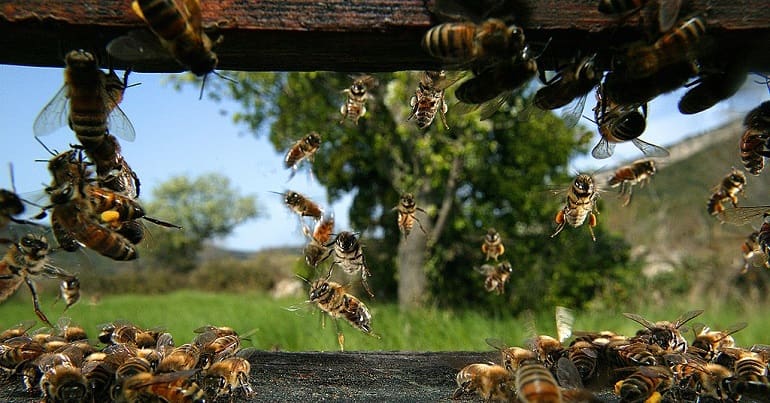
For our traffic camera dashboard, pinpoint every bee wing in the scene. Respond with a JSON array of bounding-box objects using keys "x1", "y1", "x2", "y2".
[
  {"x1": 478, "y1": 93, "x2": 511, "y2": 121},
  {"x1": 485, "y1": 337, "x2": 511, "y2": 351},
  {"x1": 716, "y1": 206, "x2": 770, "y2": 225},
  {"x1": 631, "y1": 138, "x2": 670, "y2": 158},
  {"x1": 433, "y1": 70, "x2": 468, "y2": 91},
  {"x1": 658, "y1": 0, "x2": 682, "y2": 32},
  {"x1": 622, "y1": 312, "x2": 656, "y2": 330},
  {"x1": 591, "y1": 138, "x2": 615, "y2": 159},
  {"x1": 560, "y1": 93, "x2": 589, "y2": 128},
  {"x1": 721, "y1": 322, "x2": 749, "y2": 338},
  {"x1": 182, "y1": 0, "x2": 202, "y2": 32},
  {"x1": 556, "y1": 357, "x2": 584, "y2": 389},
  {"x1": 673, "y1": 309, "x2": 704, "y2": 328},
  {"x1": 33, "y1": 85, "x2": 69, "y2": 137},
  {"x1": 106, "y1": 106, "x2": 137, "y2": 142},
  {"x1": 474, "y1": 264, "x2": 496, "y2": 275},
  {"x1": 555, "y1": 306, "x2": 575, "y2": 343},
  {"x1": 106, "y1": 30, "x2": 175, "y2": 63}
]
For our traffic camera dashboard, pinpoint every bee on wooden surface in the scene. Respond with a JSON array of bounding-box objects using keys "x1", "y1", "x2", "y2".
[
  {"x1": 485, "y1": 338, "x2": 538, "y2": 374},
  {"x1": 408, "y1": 70, "x2": 459, "y2": 130},
  {"x1": 453, "y1": 362, "x2": 515, "y2": 402},
  {"x1": 39, "y1": 364, "x2": 88, "y2": 403},
  {"x1": 678, "y1": 59, "x2": 749, "y2": 115},
  {"x1": 691, "y1": 322, "x2": 747, "y2": 361},
  {"x1": 597, "y1": 0, "x2": 682, "y2": 32},
  {"x1": 421, "y1": 18, "x2": 525, "y2": 66},
  {"x1": 552, "y1": 173, "x2": 599, "y2": 242},
  {"x1": 99, "y1": 320, "x2": 162, "y2": 348},
  {"x1": 327, "y1": 231, "x2": 373, "y2": 298},
  {"x1": 481, "y1": 228, "x2": 505, "y2": 261},
  {"x1": 0, "y1": 234, "x2": 78, "y2": 327},
  {"x1": 0, "y1": 320, "x2": 37, "y2": 342},
  {"x1": 566, "y1": 339, "x2": 600, "y2": 383},
  {"x1": 108, "y1": 0, "x2": 219, "y2": 78},
  {"x1": 303, "y1": 212, "x2": 335, "y2": 268},
  {"x1": 308, "y1": 278, "x2": 377, "y2": 351},
  {"x1": 608, "y1": 159, "x2": 657, "y2": 206},
  {"x1": 474, "y1": 261, "x2": 513, "y2": 295},
  {"x1": 201, "y1": 356, "x2": 255, "y2": 399},
  {"x1": 516, "y1": 359, "x2": 563, "y2": 403},
  {"x1": 114, "y1": 370, "x2": 206, "y2": 403},
  {"x1": 623, "y1": 309, "x2": 704, "y2": 353},
  {"x1": 617, "y1": 16, "x2": 706, "y2": 79},
  {"x1": 339, "y1": 74, "x2": 378, "y2": 125},
  {"x1": 284, "y1": 132, "x2": 322, "y2": 180},
  {"x1": 707, "y1": 168, "x2": 747, "y2": 216},
  {"x1": 156, "y1": 343, "x2": 200, "y2": 373},
  {"x1": 52, "y1": 317, "x2": 88, "y2": 345},
  {"x1": 739, "y1": 101, "x2": 770, "y2": 175},
  {"x1": 393, "y1": 193, "x2": 427, "y2": 238},
  {"x1": 524, "y1": 306, "x2": 574, "y2": 368},
  {"x1": 195, "y1": 333, "x2": 240, "y2": 369},
  {"x1": 276, "y1": 190, "x2": 324, "y2": 221},
  {"x1": 534, "y1": 54, "x2": 603, "y2": 128},
  {"x1": 0, "y1": 336, "x2": 45, "y2": 373},
  {"x1": 614, "y1": 365, "x2": 674, "y2": 403},
  {"x1": 740, "y1": 230, "x2": 769, "y2": 272}
]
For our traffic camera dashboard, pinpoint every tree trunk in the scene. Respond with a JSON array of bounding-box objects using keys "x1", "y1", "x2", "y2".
[{"x1": 396, "y1": 223, "x2": 429, "y2": 309}]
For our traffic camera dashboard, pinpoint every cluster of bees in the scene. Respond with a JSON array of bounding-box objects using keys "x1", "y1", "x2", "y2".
[
  {"x1": 0, "y1": 319, "x2": 254, "y2": 402},
  {"x1": 455, "y1": 308, "x2": 770, "y2": 402}
]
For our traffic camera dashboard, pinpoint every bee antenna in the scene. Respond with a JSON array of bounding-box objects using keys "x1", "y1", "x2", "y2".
[
  {"x1": 295, "y1": 274, "x2": 310, "y2": 284},
  {"x1": 213, "y1": 71, "x2": 237, "y2": 85},
  {"x1": 198, "y1": 74, "x2": 207, "y2": 100},
  {"x1": 8, "y1": 163, "x2": 17, "y2": 193},
  {"x1": 34, "y1": 137, "x2": 57, "y2": 156}
]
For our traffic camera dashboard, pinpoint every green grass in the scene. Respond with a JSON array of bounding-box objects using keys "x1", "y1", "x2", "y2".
[{"x1": 2, "y1": 290, "x2": 770, "y2": 351}]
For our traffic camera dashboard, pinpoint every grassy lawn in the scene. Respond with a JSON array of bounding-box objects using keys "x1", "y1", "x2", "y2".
[{"x1": 2, "y1": 290, "x2": 769, "y2": 351}]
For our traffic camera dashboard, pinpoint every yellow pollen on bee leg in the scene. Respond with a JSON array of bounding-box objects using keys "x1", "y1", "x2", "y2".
[
  {"x1": 101, "y1": 210, "x2": 121, "y2": 223},
  {"x1": 555, "y1": 210, "x2": 565, "y2": 224}
]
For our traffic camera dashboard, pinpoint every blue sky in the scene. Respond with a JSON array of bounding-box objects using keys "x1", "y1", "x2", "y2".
[{"x1": 0, "y1": 65, "x2": 767, "y2": 251}]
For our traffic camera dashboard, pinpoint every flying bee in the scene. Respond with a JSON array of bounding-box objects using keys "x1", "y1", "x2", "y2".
[
  {"x1": 408, "y1": 70, "x2": 460, "y2": 130},
  {"x1": 740, "y1": 230, "x2": 769, "y2": 272},
  {"x1": 393, "y1": 193, "x2": 427, "y2": 238},
  {"x1": 608, "y1": 159, "x2": 657, "y2": 206},
  {"x1": 57, "y1": 276, "x2": 80, "y2": 311},
  {"x1": 678, "y1": 58, "x2": 749, "y2": 115},
  {"x1": 691, "y1": 322, "x2": 748, "y2": 361},
  {"x1": 421, "y1": 18, "x2": 525, "y2": 66},
  {"x1": 453, "y1": 363, "x2": 515, "y2": 401},
  {"x1": 481, "y1": 228, "x2": 505, "y2": 261},
  {"x1": 623, "y1": 310, "x2": 704, "y2": 353},
  {"x1": 717, "y1": 207, "x2": 770, "y2": 262},
  {"x1": 327, "y1": 231, "x2": 373, "y2": 298},
  {"x1": 339, "y1": 74, "x2": 378, "y2": 125},
  {"x1": 0, "y1": 234, "x2": 78, "y2": 327},
  {"x1": 552, "y1": 173, "x2": 599, "y2": 242},
  {"x1": 114, "y1": 370, "x2": 206, "y2": 403},
  {"x1": 613, "y1": 365, "x2": 674, "y2": 403},
  {"x1": 86, "y1": 184, "x2": 180, "y2": 231},
  {"x1": 474, "y1": 261, "x2": 513, "y2": 295},
  {"x1": 597, "y1": 0, "x2": 682, "y2": 32},
  {"x1": 39, "y1": 364, "x2": 88, "y2": 403},
  {"x1": 534, "y1": 54, "x2": 602, "y2": 128},
  {"x1": 603, "y1": 61, "x2": 698, "y2": 107},
  {"x1": 276, "y1": 190, "x2": 324, "y2": 221},
  {"x1": 82, "y1": 133, "x2": 141, "y2": 198},
  {"x1": 284, "y1": 132, "x2": 322, "y2": 180},
  {"x1": 516, "y1": 359, "x2": 563, "y2": 403},
  {"x1": 303, "y1": 212, "x2": 335, "y2": 268},
  {"x1": 308, "y1": 278, "x2": 377, "y2": 351},
  {"x1": 107, "y1": 0, "x2": 219, "y2": 78},
  {"x1": 617, "y1": 16, "x2": 706, "y2": 79},
  {"x1": 739, "y1": 101, "x2": 770, "y2": 175},
  {"x1": 201, "y1": 356, "x2": 255, "y2": 399},
  {"x1": 34, "y1": 50, "x2": 136, "y2": 151},
  {"x1": 707, "y1": 168, "x2": 747, "y2": 216}
]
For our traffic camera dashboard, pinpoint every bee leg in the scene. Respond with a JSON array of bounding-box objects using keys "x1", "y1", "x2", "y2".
[
  {"x1": 414, "y1": 216, "x2": 428, "y2": 236},
  {"x1": 361, "y1": 276, "x2": 375, "y2": 299},
  {"x1": 25, "y1": 277, "x2": 52, "y2": 327},
  {"x1": 551, "y1": 210, "x2": 566, "y2": 238},
  {"x1": 588, "y1": 214, "x2": 597, "y2": 242},
  {"x1": 730, "y1": 195, "x2": 739, "y2": 207},
  {"x1": 439, "y1": 100, "x2": 449, "y2": 130},
  {"x1": 334, "y1": 320, "x2": 345, "y2": 352},
  {"x1": 339, "y1": 105, "x2": 347, "y2": 124}
]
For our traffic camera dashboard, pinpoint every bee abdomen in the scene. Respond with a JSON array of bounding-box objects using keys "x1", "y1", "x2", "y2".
[
  {"x1": 136, "y1": 0, "x2": 188, "y2": 40},
  {"x1": 421, "y1": 23, "x2": 476, "y2": 61}
]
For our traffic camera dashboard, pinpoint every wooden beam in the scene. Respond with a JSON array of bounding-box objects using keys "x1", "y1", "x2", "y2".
[{"x1": 0, "y1": 1, "x2": 769, "y2": 72}]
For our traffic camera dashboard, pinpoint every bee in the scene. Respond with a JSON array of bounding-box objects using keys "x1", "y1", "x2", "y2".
[
  {"x1": 523, "y1": 306, "x2": 574, "y2": 368},
  {"x1": 678, "y1": 59, "x2": 749, "y2": 115},
  {"x1": 303, "y1": 212, "x2": 335, "y2": 268},
  {"x1": 691, "y1": 322, "x2": 747, "y2": 361},
  {"x1": 201, "y1": 356, "x2": 255, "y2": 399},
  {"x1": 618, "y1": 16, "x2": 706, "y2": 79},
  {"x1": 421, "y1": 18, "x2": 525, "y2": 66},
  {"x1": 739, "y1": 101, "x2": 770, "y2": 175},
  {"x1": 39, "y1": 364, "x2": 88, "y2": 403},
  {"x1": 339, "y1": 74, "x2": 378, "y2": 125},
  {"x1": 0, "y1": 189, "x2": 33, "y2": 229},
  {"x1": 608, "y1": 159, "x2": 657, "y2": 206},
  {"x1": 534, "y1": 54, "x2": 602, "y2": 128},
  {"x1": 99, "y1": 320, "x2": 162, "y2": 348},
  {"x1": 0, "y1": 336, "x2": 45, "y2": 373},
  {"x1": 0, "y1": 234, "x2": 77, "y2": 327},
  {"x1": 108, "y1": 0, "x2": 219, "y2": 77},
  {"x1": 475, "y1": 261, "x2": 513, "y2": 295},
  {"x1": 566, "y1": 339, "x2": 600, "y2": 383},
  {"x1": 623, "y1": 310, "x2": 704, "y2": 353},
  {"x1": 408, "y1": 70, "x2": 457, "y2": 130},
  {"x1": 277, "y1": 190, "x2": 324, "y2": 221},
  {"x1": 602, "y1": 61, "x2": 698, "y2": 107},
  {"x1": 592, "y1": 87, "x2": 668, "y2": 160},
  {"x1": 516, "y1": 359, "x2": 563, "y2": 403},
  {"x1": 284, "y1": 132, "x2": 322, "y2": 180},
  {"x1": 156, "y1": 343, "x2": 200, "y2": 373},
  {"x1": 481, "y1": 228, "x2": 505, "y2": 261},
  {"x1": 552, "y1": 173, "x2": 599, "y2": 242},
  {"x1": 57, "y1": 276, "x2": 80, "y2": 311},
  {"x1": 614, "y1": 365, "x2": 674, "y2": 403},
  {"x1": 308, "y1": 278, "x2": 376, "y2": 351},
  {"x1": 83, "y1": 133, "x2": 141, "y2": 198},
  {"x1": 453, "y1": 362, "x2": 515, "y2": 402},
  {"x1": 0, "y1": 320, "x2": 37, "y2": 342},
  {"x1": 485, "y1": 338, "x2": 538, "y2": 374},
  {"x1": 87, "y1": 184, "x2": 180, "y2": 231},
  {"x1": 195, "y1": 333, "x2": 240, "y2": 369},
  {"x1": 740, "y1": 230, "x2": 769, "y2": 272},
  {"x1": 114, "y1": 370, "x2": 206, "y2": 403},
  {"x1": 707, "y1": 168, "x2": 747, "y2": 216},
  {"x1": 597, "y1": 0, "x2": 682, "y2": 32},
  {"x1": 327, "y1": 231, "x2": 373, "y2": 298},
  {"x1": 34, "y1": 50, "x2": 136, "y2": 154},
  {"x1": 393, "y1": 193, "x2": 427, "y2": 238}
]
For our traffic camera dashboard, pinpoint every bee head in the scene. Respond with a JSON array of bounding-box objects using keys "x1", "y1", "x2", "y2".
[
  {"x1": 336, "y1": 231, "x2": 358, "y2": 251},
  {"x1": 485, "y1": 228, "x2": 499, "y2": 241},
  {"x1": 309, "y1": 280, "x2": 330, "y2": 301},
  {"x1": 19, "y1": 233, "x2": 48, "y2": 258}
]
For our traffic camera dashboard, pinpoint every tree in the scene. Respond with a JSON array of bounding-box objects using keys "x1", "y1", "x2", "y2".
[
  {"x1": 183, "y1": 71, "x2": 639, "y2": 311},
  {"x1": 143, "y1": 173, "x2": 259, "y2": 271}
]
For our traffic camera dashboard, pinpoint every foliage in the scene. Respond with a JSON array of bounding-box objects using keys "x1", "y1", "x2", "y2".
[{"x1": 143, "y1": 173, "x2": 259, "y2": 271}]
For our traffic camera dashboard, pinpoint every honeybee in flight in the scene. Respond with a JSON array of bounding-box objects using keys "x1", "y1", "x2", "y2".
[
  {"x1": 707, "y1": 168, "x2": 747, "y2": 216},
  {"x1": 453, "y1": 363, "x2": 515, "y2": 401},
  {"x1": 408, "y1": 71, "x2": 459, "y2": 130},
  {"x1": 393, "y1": 193, "x2": 427, "y2": 238},
  {"x1": 328, "y1": 231, "x2": 373, "y2": 298},
  {"x1": 108, "y1": 0, "x2": 219, "y2": 78},
  {"x1": 718, "y1": 207, "x2": 770, "y2": 266},
  {"x1": 284, "y1": 132, "x2": 322, "y2": 180},
  {"x1": 597, "y1": 0, "x2": 682, "y2": 32},
  {"x1": 303, "y1": 212, "x2": 335, "y2": 268},
  {"x1": 308, "y1": 277, "x2": 377, "y2": 351},
  {"x1": 623, "y1": 309, "x2": 704, "y2": 352},
  {"x1": 481, "y1": 228, "x2": 505, "y2": 261},
  {"x1": 740, "y1": 230, "x2": 769, "y2": 272},
  {"x1": 608, "y1": 159, "x2": 657, "y2": 206},
  {"x1": 0, "y1": 234, "x2": 78, "y2": 327},
  {"x1": 475, "y1": 261, "x2": 513, "y2": 295},
  {"x1": 533, "y1": 53, "x2": 602, "y2": 128},
  {"x1": 739, "y1": 101, "x2": 770, "y2": 175},
  {"x1": 58, "y1": 275, "x2": 80, "y2": 311},
  {"x1": 276, "y1": 190, "x2": 324, "y2": 221},
  {"x1": 339, "y1": 74, "x2": 378, "y2": 125},
  {"x1": 552, "y1": 173, "x2": 599, "y2": 242}
]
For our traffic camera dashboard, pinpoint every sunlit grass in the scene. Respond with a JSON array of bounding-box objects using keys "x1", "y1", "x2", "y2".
[{"x1": 1, "y1": 290, "x2": 769, "y2": 351}]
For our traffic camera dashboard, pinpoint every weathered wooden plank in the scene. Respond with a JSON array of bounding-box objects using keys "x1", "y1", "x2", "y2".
[{"x1": 0, "y1": 0, "x2": 769, "y2": 72}]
